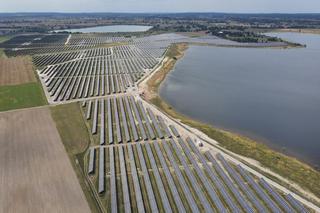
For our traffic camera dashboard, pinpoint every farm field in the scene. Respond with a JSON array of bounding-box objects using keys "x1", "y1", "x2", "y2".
[
  {"x1": 0, "y1": 56, "x2": 35, "y2": 85},
  {"x1": 0, "y1": 49, "x2": 6, "y2": 58},
  {"x1": 0, "y1": 82, "x2": 46, "y2": 111},
  {"x1": 0, "y1": 56, "x2": 46, "y2": 111},
  {"x1": 0, "y1": 107, "x2": 91, "y2": 213}
]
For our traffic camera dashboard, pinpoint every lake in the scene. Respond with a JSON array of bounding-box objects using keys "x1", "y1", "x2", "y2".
[
  {"x1": 160, "y1": 32, "x2": 320, "y2": 167},
  {"x1": 56, "y1": 25, "x2": 152, "y2": 33}
]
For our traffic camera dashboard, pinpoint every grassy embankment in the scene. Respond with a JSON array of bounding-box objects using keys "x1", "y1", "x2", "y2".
[
  {"x1": 51, "y1": 103, "x2": 101, "y2": 213},
  {"x1": 146, "y1": 43, "x2": 320, "y2": 199}
]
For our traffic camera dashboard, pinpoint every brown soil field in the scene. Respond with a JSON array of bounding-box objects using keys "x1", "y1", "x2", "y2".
[
  {"x1": 0, "y1": 107, "x2": 91, "y2": 213},
  {"x1": 0, "y1": 56, "x2": 36, "y2": 86}
]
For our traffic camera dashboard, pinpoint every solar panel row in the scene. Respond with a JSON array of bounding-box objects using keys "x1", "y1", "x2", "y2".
[
  {"x1": 217, "y1": 154, "x2": 266, "y2": 212},
  {"x1": 169, "y1": 139, "x2": 213, "y2": 213},
  {"x1": 119, "y1": 146, "x2": 131, "y2": 213},
  {"x1": 160, "y1": 141, "x2": 200, "y2": 213},
  {"x1": 136, "y1": 144, "x2": 159, "y2": 213},
  {"x1": 127, "y1": 145, "x2": 145, "y2": 213},
  {"x1": 144, "y1": 143, "x2": 172, "y2": 213},
  {"x1": 204, "y1": 152, "x2": 254, "y2": 213},
  {"x1": 237, "y1": 165, "x2": 281, "y2": 213},
  {"x1": 98, "y1": 147, "x2": 105, "y2": 194},
  {"x1": 110, "y1": 146, "x2": 117, "y2": 213},
  {"x1": 177, "y1": 138, "x2": 226, "y2": 212},
  {"x1": 185, "y1": 138, "x2": 238, "y2": 212}
]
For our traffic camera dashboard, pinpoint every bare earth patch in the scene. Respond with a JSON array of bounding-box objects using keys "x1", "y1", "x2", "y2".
[
  {"x1": 0, "y1": 56, "x2": 36, "y2": 86},
  {"x1": 0, "y1": 107, "x2": 90, "y2": 213}
]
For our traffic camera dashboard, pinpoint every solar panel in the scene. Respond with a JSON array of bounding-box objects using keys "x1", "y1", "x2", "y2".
[
  {"x1": 161, "y1": 140, "x2": 201, "y2": 212},
  {"x1": 185, "y1": 138, "x2": 238, "y2": 212},
  {"x1": 88, "y1": 147, "x2": 95, "y2": 174},
  {"x1": 146, "y1": 108, "x2": 164, "y2": 139},
  {"x1": 101, "y1": 71, "x2": 105, "y2": 95},
  {"x1": 137, "y1": 101, "x2": 156, "y2": 140},
  {"x1": 130, "y1": 96, "x2": 147, "y2": 140},
  {"x1": 204, "y1": 152, "x2": 254, "y2": 213},
  {"x1": 106, "y1": 75, "x2": 110, "y2": 94},
  {"x1": 100, "y1": 99, "x2": 105, "y2": 145},
  {"x1": 82, "y1": 100, "x2": 86, "y2": 107},
  {"x1": 110, "y1": 74, "x2": 115, "y2": 93},
  {"x1": 86, "y1": 100, "x2": 92, "y2": 120},
  {"x1": 98, "y1": 147, "x2": 105, "y2": 193},
  {"x1": 169, "y1": 125, "x2": 180, "y2": 138},
  {"x1": 177, "y1": 138, "x2": 225, "y2": 212},
  {"x1": 153, "y1": 141, "x2": 187, "y2": 213},
  {"x1": 259, "y1": 178, "x2": 295, "y2": 212},
  {"x1": 89, "y1": 75, "x2": 95, "y2": 97},
  {"x1": 135, "y1": 144, "x2": 159, "y2": 213},
  {"x1": 95, "y1": 74, "x2": 100, "y2": 96},
  {"x1": 127, "y1": 145, "x2": 145, "y2": 213},
  {"x1": 113, "y1": 97, "x2": 122, "y2": 143},
  {"x1": 168, "y1": 139, "x2": 213, "y2": 213},
  {"x1": 107, "y1": 98, "x2": 113, "y2": 144},
  {"x1": 217, "y1": 154, "x2": 266, "y2": 212},
  {"x1": 237, "y1": 165, "x2": 281, "y2": 212},
  {"x1": 119, "y1": 97, "x2": 131, "y2": 142},
  {"x1": 124, "y1": 96, "x2": 139, "y2": 141},
  {"x1": 119, "y1": 146, "x2": 132, "y2": 213},
  {"x1": 144, "y1": 143, "x2": 172, "y2": 213},
  {"x1": 110, "y1": 146, "x2": 117, "y2": 213},
  {"x1": 157, "y1": 116, "x2": 172, "y2": 138},
  {"x1": 92, "y1": 99, "x2": 98, "y2": 134},
  {"x1": 285, "y1": 194, "x2": 308, "y2": 213}
]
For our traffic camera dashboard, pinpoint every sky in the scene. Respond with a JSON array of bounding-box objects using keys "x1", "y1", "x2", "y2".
[{"x1": 1, "y1": 0, "x2": 320, "y2": 13}]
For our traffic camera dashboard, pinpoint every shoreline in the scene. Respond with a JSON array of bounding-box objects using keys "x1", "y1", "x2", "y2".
[
  {"x1": 272, "y1": 28, "x2": 320, "y2": 35},
  {"x1": 158, "y1": 94, "x2": 316, "y2": 167},
  {"x1": 140, "y1": 42, "x2": 320, "y2": 201}
]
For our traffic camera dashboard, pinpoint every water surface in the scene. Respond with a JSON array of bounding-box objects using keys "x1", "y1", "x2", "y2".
[
  {"x1": 160, "y1": 32, "x2": 320, "y2": 167},
  {"x1": 57, "y1": 25, "x2": 152, "y2": 33}
]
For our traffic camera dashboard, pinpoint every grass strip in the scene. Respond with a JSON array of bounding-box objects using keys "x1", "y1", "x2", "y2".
[
  {"x1": 50, "y1": 103, "x2": 101, "y2": 213},
  {"x1": 0, "y1": 82, "x2": 46, "y2": 111}
]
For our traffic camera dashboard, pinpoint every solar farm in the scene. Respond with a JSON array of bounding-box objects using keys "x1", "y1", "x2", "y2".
[
  {"x1": 82, "y1": 97, "x2": 310, "y2": 212},
  {"x1": 1, "y1": 32, "x2": 317, "y2": 213}
]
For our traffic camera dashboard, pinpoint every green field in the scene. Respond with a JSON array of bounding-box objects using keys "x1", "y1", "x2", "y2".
[
  {"x1": 0, "y1": 36, "x2": 11, "y2": 57},
  {"x1": 0, "y1": 49, "x2": 6, "y2": 58},
  {"x1": 50, "y1": 103, "x2": 101, "y2": 213},
  {"x1": 0, "y1": 36, "x2": 11, "y2": 43},
  {"x1": 0, "y1": 82, "x2": 47, "y2": 111},
  {"x1": 50, "y1": 103, "x2": 90, "y2": 154}
]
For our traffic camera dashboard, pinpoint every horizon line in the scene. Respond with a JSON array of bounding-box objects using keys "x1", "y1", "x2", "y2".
[{"x1": 1, "y1": 11, "x2": 320, "y2": 15}]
